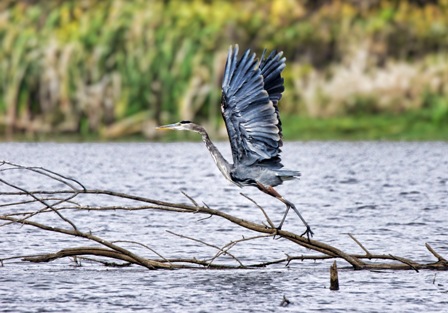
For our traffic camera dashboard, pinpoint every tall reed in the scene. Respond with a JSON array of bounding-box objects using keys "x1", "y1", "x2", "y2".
[{"x1": 0, "y1": 0, "x2": 447, "y2": 138}]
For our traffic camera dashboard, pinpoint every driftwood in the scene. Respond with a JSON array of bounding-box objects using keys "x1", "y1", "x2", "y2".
[
  {"x1": 330, "y1": 261, "x2": 339, "y2": 290},
  {"x1": 0, "y1": 161, "x2": 447, "y2": 271}
]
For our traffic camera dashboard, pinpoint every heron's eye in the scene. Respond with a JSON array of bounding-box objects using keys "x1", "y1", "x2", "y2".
[{"x1": 180, "y1": 120, "x2": 191, "y2": 124}]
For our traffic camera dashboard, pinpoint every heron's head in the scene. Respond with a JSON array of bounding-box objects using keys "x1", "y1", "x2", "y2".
[{"x1": 156, "y1": 121, "x2": 201, "y2": 132}]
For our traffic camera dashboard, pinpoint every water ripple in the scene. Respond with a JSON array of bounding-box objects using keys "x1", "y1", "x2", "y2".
[{"x1": 1, "y1": 142, "x2": 447, "y2": 312}]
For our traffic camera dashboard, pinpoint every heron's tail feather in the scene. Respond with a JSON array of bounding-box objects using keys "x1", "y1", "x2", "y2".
[{"x1": 275, "y1": 170, "x2": 300, "y2": 181}]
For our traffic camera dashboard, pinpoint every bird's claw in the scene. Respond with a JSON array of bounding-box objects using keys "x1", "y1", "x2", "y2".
[
  {"x1": 271, "y1": 226, "x2": 281, "y2": 239},
  {"x1": 300, "y1": 225, "x2": 314, "y2": 242}
]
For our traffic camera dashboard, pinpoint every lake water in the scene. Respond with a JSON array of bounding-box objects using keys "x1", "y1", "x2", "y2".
[{"x1": 1, "y1": 141, "x2": 447, "y2": 312}]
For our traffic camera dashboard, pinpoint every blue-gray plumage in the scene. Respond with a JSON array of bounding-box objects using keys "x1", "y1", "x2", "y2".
[{"x1": 157, "y1": 45, "x2": 313, "y2": 238}]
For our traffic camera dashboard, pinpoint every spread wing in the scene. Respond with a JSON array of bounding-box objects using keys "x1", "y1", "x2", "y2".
[{"x1": 221, "y1": 45, "x2": 286, "y2": 168}]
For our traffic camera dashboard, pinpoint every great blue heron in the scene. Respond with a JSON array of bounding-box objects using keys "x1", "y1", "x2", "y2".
[{"x1": 157, "y1": 45, "x2": 313, "y2": 238}]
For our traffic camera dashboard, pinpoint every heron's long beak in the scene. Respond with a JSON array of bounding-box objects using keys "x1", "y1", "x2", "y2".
[{"x1": 156, "y1": 123, "x2": 179, "y2": 130}]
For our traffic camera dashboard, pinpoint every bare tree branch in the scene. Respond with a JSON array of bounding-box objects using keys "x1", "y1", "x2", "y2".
[
  {"x1": 166, "y1": 230, "x2": 245, "y2": 267},
  {"x1": 425, "y1": 243, "x2": 447, "y2": 263},
  {"x1": 348, "y1": 233, "x2": 372, "y2": 257},
  {"x1": 1, "y1": 161, "x2": 447, "y2": 271},
  {"x1": 240, "y1": 193, "x2": 275, "y2": 228}
]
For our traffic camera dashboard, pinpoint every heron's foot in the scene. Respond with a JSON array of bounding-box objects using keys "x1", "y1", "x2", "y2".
[
  {"x1": 269, "y1": 225, "x2": 281, "y2": 239},
  {"x1": 276, "y1": 220, "x2": 285, "y2": 231},
  {"x1": 300, "y1": 225, "x2": 314, "y2": 242}
]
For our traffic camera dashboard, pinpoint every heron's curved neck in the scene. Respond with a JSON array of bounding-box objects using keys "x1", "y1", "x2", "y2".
[{"x1": 195, "y1": 126, "x2": 233, "y2": 183}]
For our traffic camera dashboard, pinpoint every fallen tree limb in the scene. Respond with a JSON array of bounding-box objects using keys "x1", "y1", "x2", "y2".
[{"x1": 0, "y1": 161, "x2": 447, "y2": 271}]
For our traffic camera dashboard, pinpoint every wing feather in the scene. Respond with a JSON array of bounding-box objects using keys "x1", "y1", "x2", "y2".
[{"x1": 221, "y1": 45, "x2": 286, "y2": 167}]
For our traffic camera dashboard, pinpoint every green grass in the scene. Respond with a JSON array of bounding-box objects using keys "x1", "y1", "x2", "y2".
[
  {"x1": 2, "y1": 113, "x2": 446, "y2": 142},
  {"x1": 151, "y1": 113, "x2": 448, "y2": 142},
  {"x1": 282, "y1": 113, "x2": 448, "y2": 141}
]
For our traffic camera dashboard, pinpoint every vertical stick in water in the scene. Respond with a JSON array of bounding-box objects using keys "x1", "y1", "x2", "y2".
[{"x1": 330, "y1": 260, "x2": 340, "y2": 291}]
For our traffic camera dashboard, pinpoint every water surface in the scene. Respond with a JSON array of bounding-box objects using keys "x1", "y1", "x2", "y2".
[{"x1": 1, "y1": 142, "x2": 447, "y2": 312}]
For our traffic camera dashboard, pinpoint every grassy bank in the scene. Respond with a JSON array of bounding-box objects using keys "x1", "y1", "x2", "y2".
[
  {"x1": 4, "y1": 113, "x2": 447, "y2": 142},
  {"x1": 282, "y1": 114, "x2": 448, "y2": 141},
  {"x1": 157, "y1": 114, "x2": 448, "y2": 142}
]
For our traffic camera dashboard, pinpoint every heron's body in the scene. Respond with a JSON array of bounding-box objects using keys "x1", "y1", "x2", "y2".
[
  {"x1": 158, "y1": 45, "x2": 313, "y2": 238},
  {"x1": 196, "y1": 125, "x2": 299, "y2": 188}
]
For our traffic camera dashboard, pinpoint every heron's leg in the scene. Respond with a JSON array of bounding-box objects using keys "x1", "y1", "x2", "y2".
[
  {"x1": 278, "y1": 197, "x2": 314, "y2": 239},
  {"x1": 278, "y1": 205, "x2": 291, "y2": 229},
  {"x1": 255, "y1": 182, "x2": 313, "y2": 239}
]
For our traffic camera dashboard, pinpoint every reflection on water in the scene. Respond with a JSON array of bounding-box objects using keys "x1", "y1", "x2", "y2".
[{"x1": 1, "y1": 142, "x2": 447, "y2": 312}]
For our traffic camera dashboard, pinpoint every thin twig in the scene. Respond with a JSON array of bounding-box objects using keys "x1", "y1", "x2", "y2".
[
  {"x1": 389, "y1": 254, "x2": 419, "y2": 272},
  {"x1": 0, "y1": 161, "x2": 86, "y2": 191},
  {"x1": 348, "y1": 233, "x2": 372, "y2": 257},
  {"x1": 112, "y1": 240, "x2": 171, "y2": 265},
  {"x1": 425, "y1": 243, "x2": 447, "y2": 262},
  {"x1": 166, "y1": 230, "x2": 245, "y2": 267},
  {"x1": 0, "y1": 178, "x2": 80, "y2": 231},
  {"x1": 181, "y1": 191, "x2": 199, "y2": 207},
  {"x1": 209, "y1": 234, "x2": 273, "y2": 266},
  {"x1": 240, "y1": 193, "x2": 275, "y2": 228}
]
